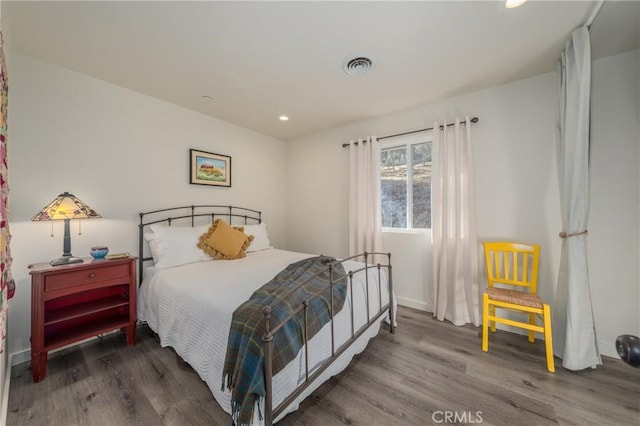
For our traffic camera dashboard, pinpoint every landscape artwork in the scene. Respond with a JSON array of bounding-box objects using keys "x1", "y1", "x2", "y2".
[{"x1": 189, "y1": 149, "x2": 231, "y2": 187}]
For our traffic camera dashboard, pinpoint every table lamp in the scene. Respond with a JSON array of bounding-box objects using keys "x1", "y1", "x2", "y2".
[{"x1": 32, "y1": 192, "x2": 101, "y2": 266}]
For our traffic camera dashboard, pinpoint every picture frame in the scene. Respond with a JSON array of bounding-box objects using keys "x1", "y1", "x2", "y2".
[{"x1": 189, "y1": 149, "x2": 232, "y2": 187}]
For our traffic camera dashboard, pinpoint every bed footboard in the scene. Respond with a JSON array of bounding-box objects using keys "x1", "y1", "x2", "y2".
[{"x1": 261, "y1": 251, "x2": 394, "y2": 426}]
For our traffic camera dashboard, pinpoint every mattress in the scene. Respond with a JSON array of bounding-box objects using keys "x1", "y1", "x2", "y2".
[{"x1": 137, "y1": 248, "x2": 394, "y2": 424}]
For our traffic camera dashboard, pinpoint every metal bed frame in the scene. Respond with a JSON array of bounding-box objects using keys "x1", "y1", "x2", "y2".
[{"x1": 138, "y1": 205, "x2": 395, "y2": 425}]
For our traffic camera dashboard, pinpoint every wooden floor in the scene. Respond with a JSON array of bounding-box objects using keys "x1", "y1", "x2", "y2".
[{"x1": 7, "y1": 306, "x2": 640, "y2": 425}]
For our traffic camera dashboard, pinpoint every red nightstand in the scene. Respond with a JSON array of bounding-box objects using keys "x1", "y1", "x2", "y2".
[{"x1": 29, "y1": 257, "x2": 137, "y2": 382}]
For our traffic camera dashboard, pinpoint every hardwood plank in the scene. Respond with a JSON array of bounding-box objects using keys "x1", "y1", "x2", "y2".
[
  {"x1": 82, "y1": 351, "x2": 165, "y2": 424},
  {"x1": 7, "y1": 307, "x2": 640, "y2": 426},
  {"x1": 360, "y1": 336, "x2": 559, "y2": 425}
]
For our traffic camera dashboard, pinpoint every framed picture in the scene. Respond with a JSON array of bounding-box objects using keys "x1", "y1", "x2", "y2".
[{"x1": 189, "y1": 149, "x2": 232, "y2": 187}]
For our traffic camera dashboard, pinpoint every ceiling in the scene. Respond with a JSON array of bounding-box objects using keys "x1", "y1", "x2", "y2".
[{"x1": 5, "y1": 1, "x2": 639, "y2": 141}]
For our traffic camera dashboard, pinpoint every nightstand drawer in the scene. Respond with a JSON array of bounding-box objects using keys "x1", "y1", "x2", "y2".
[{"x1": 45, "y1": 263, "x2": 130, "y2": 292}]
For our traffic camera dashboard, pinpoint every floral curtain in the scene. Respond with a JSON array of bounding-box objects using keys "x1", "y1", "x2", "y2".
[{"x1": 0, "y1": 31, "x2": 12, "y2": 348}]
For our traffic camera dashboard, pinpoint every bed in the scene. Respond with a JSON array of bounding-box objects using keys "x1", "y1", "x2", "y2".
[{"x1": 137, "y1": 205, "x2": 395, "y2": 425}]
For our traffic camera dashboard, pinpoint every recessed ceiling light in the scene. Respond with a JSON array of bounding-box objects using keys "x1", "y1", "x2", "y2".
[
  {"x1": 279, "y1": 116, "x2": 289, "y2": 121},
  {"x1": 342, "y1": 54, "x2": 375, "y2": 76},
  {"x1": 505, "y1": 0, "x2": 527, "y2": 8},
  {"x1": 202, "y1": 95, "x2": 212, "y2": 101}
]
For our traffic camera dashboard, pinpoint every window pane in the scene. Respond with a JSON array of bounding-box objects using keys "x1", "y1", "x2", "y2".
[
  {"x1": 380, "y1": 147, "x2": 407, "y2": 228},
  {"x1": 412, "y1": 142, "x2": 431, "y2": 228}
]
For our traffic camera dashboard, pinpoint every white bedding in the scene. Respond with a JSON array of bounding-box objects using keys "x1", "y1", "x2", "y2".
[{"x1": 137, "y1": 248, "x2": 395, "y2": 424}]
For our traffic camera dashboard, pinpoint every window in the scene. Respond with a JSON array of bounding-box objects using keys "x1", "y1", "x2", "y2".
[{"x1": 380, "y1": 134, "x2": 432, "y2": 230}]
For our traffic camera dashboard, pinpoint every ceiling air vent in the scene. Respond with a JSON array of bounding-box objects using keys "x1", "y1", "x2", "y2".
[{"x1": 342, "y1": 55, "x2": 375, "y2": 76}]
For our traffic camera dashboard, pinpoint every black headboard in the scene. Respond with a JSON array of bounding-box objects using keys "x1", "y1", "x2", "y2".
[{"x1": 138, "y1": 205, "x2": 262, "y2": 283}]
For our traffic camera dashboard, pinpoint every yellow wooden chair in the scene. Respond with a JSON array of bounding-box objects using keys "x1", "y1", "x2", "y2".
[{"x1": 482, "y1": 241, "x2": 555, "y2": 372}]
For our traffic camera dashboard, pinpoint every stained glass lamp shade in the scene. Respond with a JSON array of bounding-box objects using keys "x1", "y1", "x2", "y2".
[{"x1": 32, "y1": 192, "x2": 101, "y2": 266}]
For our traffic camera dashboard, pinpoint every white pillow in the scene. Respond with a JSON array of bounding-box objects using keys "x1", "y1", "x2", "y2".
[
  {"x1": 143, "y1": 232, "x2": 159, "y2": 263},
  {"x1": 147, "y1": 224, "x2": 211, "y2": 269},
  {"x1": 243, "y1": 222, "x2": 272, "y2": 253}
]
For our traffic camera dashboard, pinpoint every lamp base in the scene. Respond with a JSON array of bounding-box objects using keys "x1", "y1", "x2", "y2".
[{"x1": 49, "y1": 255, "x2": 84, "y2": 267}]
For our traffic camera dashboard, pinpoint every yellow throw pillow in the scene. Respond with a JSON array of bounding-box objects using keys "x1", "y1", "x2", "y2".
[{"x1": 198, "y1": 219, "x2": 254, "y2": 260}]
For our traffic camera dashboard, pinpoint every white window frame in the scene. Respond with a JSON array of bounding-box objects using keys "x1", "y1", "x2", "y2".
[{"x1": 380, "y1": 131, "x2": 433, "y2": 233}]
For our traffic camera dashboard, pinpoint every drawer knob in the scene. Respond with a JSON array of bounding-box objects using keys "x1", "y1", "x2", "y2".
[{"x1": 88, "y1": 273, "x2": 96, "y2": 279}]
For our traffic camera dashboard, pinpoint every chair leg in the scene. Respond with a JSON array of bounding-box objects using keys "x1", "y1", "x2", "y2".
[
  {"x1": 543, "y1": 304, "x2": 555, "y2": 372},
  {"x1": 482, "y1": 294, "x2": 489, "y2": 352},
  {"x1": 528, "y1": 313, "x2": 536, "y2": 343},
  {"x1": 489, "y1": 305, "x2": 496, "y2": 332}
]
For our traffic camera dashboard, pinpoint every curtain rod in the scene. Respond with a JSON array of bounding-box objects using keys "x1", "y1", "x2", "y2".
[
  {"x1": 342, "y1": 116, "x2": 479, "y2": 148},
  {"x1": 586, "y1": 0, "x2": 605, "y2": 28}
]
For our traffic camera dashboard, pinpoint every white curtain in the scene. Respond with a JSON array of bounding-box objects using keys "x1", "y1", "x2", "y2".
[
  {"x1": 431, "y1": 118, "x2": 480, "y2": 327},
  {"x1": 348, "y1": 137, "x2": 383, "y2": 257},
  {"x1": 552, "y1": 26, "x2": 601, "y2": 370}
]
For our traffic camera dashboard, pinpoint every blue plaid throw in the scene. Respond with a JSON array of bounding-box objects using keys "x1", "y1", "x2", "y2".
[{"x1": 222, "y1": 255, "x2": 347, "y2": 425}]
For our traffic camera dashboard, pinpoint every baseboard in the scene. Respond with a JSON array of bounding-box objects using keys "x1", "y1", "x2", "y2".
[
  {"x1": 9, "y1": 349, "x2": 29, "y2": 367},
  {"x1": 598, "y1": 341, "x2": 618, "y2": 359},
  {"x1": 396, "y1": 296, "x2": 431, "y2": 312},
  {"x1": 1, "y1": 353, "x2": 12, "y2": 426},
  {"x1": 10, "y1": 330, "x2": 120, "y2": 367}
]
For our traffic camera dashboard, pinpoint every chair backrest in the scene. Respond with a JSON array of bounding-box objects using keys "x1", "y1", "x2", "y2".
[{"x1": 484, "y1": 241, "x2": 540, "y2": 294}]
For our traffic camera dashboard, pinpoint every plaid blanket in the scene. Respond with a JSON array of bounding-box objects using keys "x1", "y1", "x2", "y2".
[{"x1": 222, "y1": 255, "x2": 347, "y2": 425}]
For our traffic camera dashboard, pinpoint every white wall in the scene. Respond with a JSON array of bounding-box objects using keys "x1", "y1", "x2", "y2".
[
  {"x1": 286, "y1": 51, "x2": 640, "y2": 358},
  {"x1": 589, "y1": 49, "x2": 640, "y2": 356},
  {"x1": 286, "y1": 71, "x2": 561, "y2": 315},
  {"x1": 7, "y1": 53, "x2": 287, "y2": 363}
]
